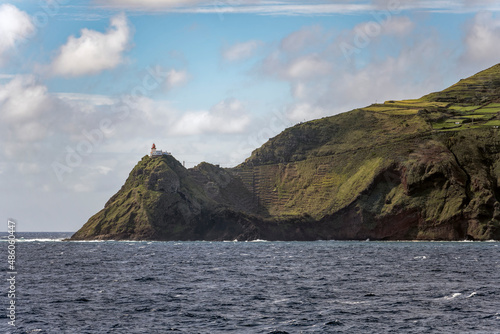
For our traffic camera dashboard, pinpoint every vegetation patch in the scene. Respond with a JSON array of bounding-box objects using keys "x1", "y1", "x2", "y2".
[
  {"x1": 484, "y1": 120, "x2": 500, "y2": 126},
  {"x1": 474, "y1": 107, "x2": 500, "y2": 114}
]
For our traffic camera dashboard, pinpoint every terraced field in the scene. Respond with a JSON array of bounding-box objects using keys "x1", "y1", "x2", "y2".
[
  {"x1": 364, "y1": 99, "x2": 500, "y2": 132},
  {"x1": 359, "y1": 63, "x2": 500, "y2": 132}
]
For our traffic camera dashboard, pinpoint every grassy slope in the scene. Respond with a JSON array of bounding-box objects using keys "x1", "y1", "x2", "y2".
[
  {"x1": 233, "y1": 64, "x2": 500, "y2": 239},
  {"x1": 73, "y1": 64, "x2": 500, "y2": 241},
  {"x1": 421, "y1": 63, "x2": 500, "y2": 104}
]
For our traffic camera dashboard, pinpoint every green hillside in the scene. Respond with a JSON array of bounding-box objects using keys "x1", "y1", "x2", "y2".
[{"x1": 72, "y1": 64, "x2": 500, "y2": 241}]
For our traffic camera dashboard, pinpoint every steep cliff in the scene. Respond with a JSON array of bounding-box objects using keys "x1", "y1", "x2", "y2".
[
  {"x1": 72, "y1": 64, "x2": 500, "y2": 241},
  {"x1": 71, "y1": 156, "x2": 264, "y2": 240}
]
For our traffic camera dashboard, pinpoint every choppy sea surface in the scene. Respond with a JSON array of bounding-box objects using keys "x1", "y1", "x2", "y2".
[{"x1": 0, "y1": 232, "x2": 499, "y2": 333}]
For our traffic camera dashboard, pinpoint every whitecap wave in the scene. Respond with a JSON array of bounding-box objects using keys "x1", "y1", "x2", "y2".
[
  {"x1": 1, "y1": 238, "x2": 66, "y2": 242},
  {"x1": 71, "y1": 240, "x2": 107, "y2": 243},
  {"x1": 337, "y1": 300, "x2": 370, "y2": 305},
  {"x1": 443, "y1": 293, "x2": 462, "y2": 300}
]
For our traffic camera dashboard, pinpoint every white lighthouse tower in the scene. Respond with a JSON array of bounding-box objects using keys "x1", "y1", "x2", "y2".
[{"x1": 150, "y1": 143, "x2": 158, "y2": 156}]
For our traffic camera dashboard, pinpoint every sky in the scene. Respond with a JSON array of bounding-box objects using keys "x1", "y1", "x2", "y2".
[{"x1": 1, "y1": 0, "x2": 500, "y2": 232}]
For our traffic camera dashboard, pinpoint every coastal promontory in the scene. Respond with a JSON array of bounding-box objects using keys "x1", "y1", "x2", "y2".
[{"x1": 71, "y1": 64, "x2": 500, "y2": 241}]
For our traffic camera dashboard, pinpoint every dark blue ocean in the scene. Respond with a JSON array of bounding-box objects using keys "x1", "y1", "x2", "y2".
[{"x1": 0, "y1": 233, "x2": 499, "y2": 333}]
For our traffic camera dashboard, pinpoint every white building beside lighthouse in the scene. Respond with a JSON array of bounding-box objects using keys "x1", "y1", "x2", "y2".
[{"x1": 149, "y1": 143, "x2": 171, "y2": 157}]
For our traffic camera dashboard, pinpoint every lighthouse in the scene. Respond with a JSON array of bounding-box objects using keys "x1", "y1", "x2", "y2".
[
  {"x1": 150, "y1": 143, "x2": 157, "y2": 156},
  {"x1": 149, "y1": 143, "x2": 171, "y2": 157}
]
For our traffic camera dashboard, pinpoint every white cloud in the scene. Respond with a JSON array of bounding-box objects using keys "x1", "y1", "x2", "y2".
[
  {"x1": 223, "y1": 40, "x2": 262, "y2": 62},
  {"x1": 280, "y1": 25, "x2": 323, "y2": 53},
  {"x1": 0, "y1": 74, "x2": 16, "y2": 80},
  {"x1": 95, "y1": 0, "x2": 500, "y2": 14},
  {"x1": 258, "y1": 16, "x2": 456, "y2": 123},
  {"x1": 18, "y1": 162, "x2": 41, "y2": 175},
  {"x1": 0, "y1": 75, "x2": 119, "y2": 160},
  {"x1": 0, "y1": 4, "x2": 34, "y2": 66},
  {"x1": 287, "y1": 103, "x2": 327, "y2": 122},
  {"x1": 286, "y1": 54, "x2": 332, "y2": 79},
  {"x1": 49, "y1": 13, "x2": 131, "y2": 77},
  {"x1": 171, "y1": 99, "x2": 251, "y2": 135},
  {"x1": 185, "y1": 3, "x2": 375, "y2": 15},
  {"x1": 261, "y1": 51, "x2": 332, "y2": 82},
  {"x1": 98, "y1": 0, "x2": 205, "y2": 8},
  {"x1": 380, "y1": 16, "x2": 415, "y2": 36},
  {"x1": 0, "y1": 75, "x2": 145, "y2": 199},
  {"x1": 462, "y1": 12, "x2": 500, "y2": 68},
  {"x1": 340, "y1": 15, "x2": 414, "y2": 53},
  {"x1": 291, "y1": 82, "x2": 306, "y2": 99},
  {"x1": 0, "y1": 75, "x2": 52, "y2": 124},
  {"x1": 165, "y1": 69, "x2": 189, "y2": 90},
  {"x1": 98, "y1": 0, "x2": 374, "y2": 14},
  {"x1": 54, "y1": 93, "x2": 116, "y2": 106},
  {"x1": 463, "y1": 0, "x2": 498, "y2": 5}
]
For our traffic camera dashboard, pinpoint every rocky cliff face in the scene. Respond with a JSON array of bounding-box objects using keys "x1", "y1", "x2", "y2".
[
  {"x1": 72, "y1": 64, "x2": 500, "y2": 241},
  {"x1": 71, "y1": 156, "x2": 265, "y2": 241}
]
